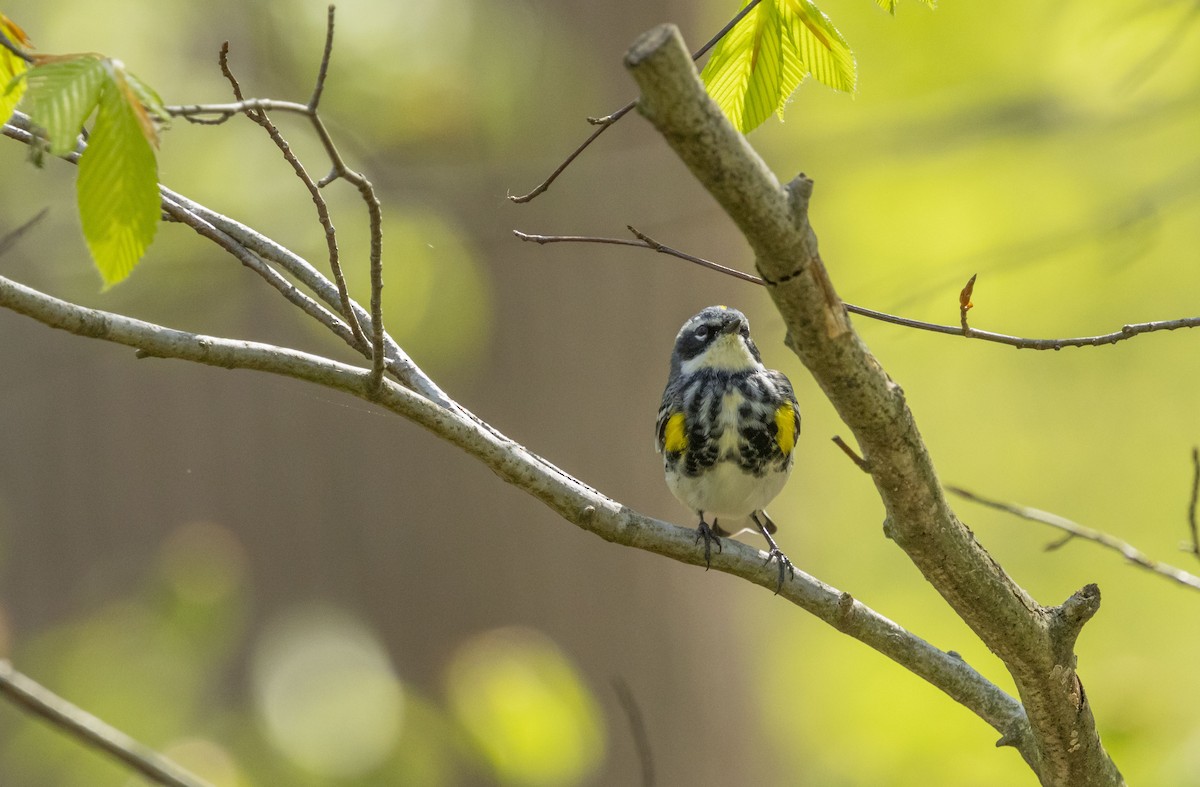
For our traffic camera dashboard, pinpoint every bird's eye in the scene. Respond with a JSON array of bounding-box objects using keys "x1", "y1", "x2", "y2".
[{"x1": 694, "y1": 325, "x2": 710, "y2": 340}]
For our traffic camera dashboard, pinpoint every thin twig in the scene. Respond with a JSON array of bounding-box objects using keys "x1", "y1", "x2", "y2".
[
  {"x1": 160, "y1": 192, "x2": 361, "y2": 348},
  {"x1": 1187, "y1": 447, "x2": 1200, "y2": 559},
  {"x1": 215, "y1": 33, "x2": 367, "y2": 349},
  {"x1": 507, "y1": 122, "x2": 616, "y2": 204},
  {"x1": 167, "y1": 12, "x2": 387, "y2": 387},
  {"x1": 508, "y1": 0, "x2": 764, "y2": 203},
  {"x1": 0, "y1": 209, "x2": 49, "y2": 256},
  {"x1": 307, "y1": 4, "x2": 337, "y2": 110},
  {"x1": 3, "y1": 112, "x2": 444, "y2": 409},
  {"x1": 0, "y1": 25, "x2": 33, "y2": 64},
  {"x1": 293, "y1": 9, "x2": 386, "y2": 389},
  {"x1": 0, "y1": 660, "x2": 212, "y2": 787},
  {"x1": 832, "y1": 436, "x2": 870, "y2": 473},
  {"x1": 167, "y1": 98, "x2": 311, "y2": 122},
  {"x1": 612, "y1": 679, "x2": 655, "y2": 787},
  {"x1": 514, "y1": 228, "x2": 1200, "y2": 351},
  {"x1": 948, "y1": 486, "x2": 1200, "y2": 593},
  {"x1": 513, "y1": 227, "x2": 762, "y2": 285},
  {"x1": 162, "y1": 183, "x2": 440, "y2": 402}
]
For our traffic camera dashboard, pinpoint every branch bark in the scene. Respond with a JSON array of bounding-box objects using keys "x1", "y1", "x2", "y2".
[
  {"x1": 0, "y1": 254, "x2": 1028, "y2": 761},
  {"x1": 0, "y1": 660, "x2": 211, "y2": 787},
  {"x1": 624, "y1": 24, "x2": 1123, "y2": 787},
  {"x1": 0, "y1": 25, "x2": 1111, "y2": 777},
  {"x1": 949, "y1": 485, "x2": 1200, "y2": 592}
]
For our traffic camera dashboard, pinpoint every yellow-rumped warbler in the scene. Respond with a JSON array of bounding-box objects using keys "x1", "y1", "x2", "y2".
[{"x1": 655, "y1": 305, "x2": 800, "y2": 591}]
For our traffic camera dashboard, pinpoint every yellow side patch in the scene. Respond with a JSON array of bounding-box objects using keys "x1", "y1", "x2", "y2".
[
  {"x1": 664, "y1": 411, "x2": 688, "y2": 454},
  {"x1": 774, "y1": 402, "x2": 797, "y2": 456}
]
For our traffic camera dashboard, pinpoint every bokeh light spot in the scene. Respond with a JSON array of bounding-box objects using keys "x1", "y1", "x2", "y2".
[
  {"x1": 158, "y1": 521, "x2": 246, "y2": 606},
  {"x1": 444, "y1": 627, "x2": 604, "y2": 787},
  {"x1": 252, "y1": 604, "x2": 404, "y2": 779},
  {"x1": 162, "y1": 737, "x2": 244, "y2": 787}
]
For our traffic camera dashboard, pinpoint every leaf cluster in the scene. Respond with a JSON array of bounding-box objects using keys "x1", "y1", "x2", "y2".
[
  {"x1": 699, "y1": 0, "x2": 933, "y2": 132},
  {"x1": 3, "y1": 16, "x2": 166, "y2": 288}
]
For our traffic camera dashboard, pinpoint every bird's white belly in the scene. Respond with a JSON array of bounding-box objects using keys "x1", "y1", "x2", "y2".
[{"x1": 666, "y1": 459, "x2": 789, "y2": 519}]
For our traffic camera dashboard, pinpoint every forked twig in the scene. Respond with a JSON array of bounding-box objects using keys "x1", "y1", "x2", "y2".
[
  {"x1": 949, "y1": 486, "x2": 1200, "y2": 593},
  {"x1": 508, "y1": 0, "x2": 764, "y2": 203},
  {"x1": 167, "y1": 6, "x2": 387, "y2": 389},
  {"x1": 214, "y1": 38, "x2": 366, "y2": 349},
  {"x1": 515, "y1": 227, "x2": 1200, "y2": 351}
]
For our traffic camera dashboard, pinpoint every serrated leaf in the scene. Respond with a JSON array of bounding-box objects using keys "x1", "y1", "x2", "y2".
[
  {"x1": 0, "y1": 14, "x2": 31, "y2": 122},
  {"x1": 77, "y1": 65, "x2": 159, "y2": 288},
  {"x1": 124, "y1": 69, "x2": 170, "y2": 133},
  {"x1": 109, "y1": 61, "x2": 162, "y2": 148},
  {"x1": 21, "y1": 54, "x2": 107, "y2": 155},
  {"x1": 781, "y1": 0, "x2": 857, "y2": 93},
  {"x1": 701, "y1": 0, "x2": 796, "y2": 132},
  {"x1": 702, "y1": 0, "x2": 856, "y2": 133}
]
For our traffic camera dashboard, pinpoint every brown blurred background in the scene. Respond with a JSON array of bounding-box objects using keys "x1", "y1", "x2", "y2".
[{"x1": 2, "y1": 0, "x2": 1200, "y2": 784}]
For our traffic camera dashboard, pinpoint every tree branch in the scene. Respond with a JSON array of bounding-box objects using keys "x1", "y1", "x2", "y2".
[
  {"x1": 514, "y1": 228, "x2": 1200, "y2": 351},
  {"x1": 624, "y1": 24, "x2": 1122, "y2": 786},
  {"x1": 0, "y1": 660, "x2": 211, "y2": 787},
  {"x1": 507, "y1": 0, "x2": 764, "y2": 203},
  {"x1": 166, "y1": 7, "x2": 387, "y2": 389},
  {"x1": 0, "y1": 261, "x2": 1029, "y2": 761},
  {"x1": 948, "y1": 485, "x2": 1200, "y2": 592},
  {"x1": 214, "y1": 36, "x2": 367, "y2": 349},
  {"x1": 4, "y1": 111, "x2": 447, "y2": 413}
]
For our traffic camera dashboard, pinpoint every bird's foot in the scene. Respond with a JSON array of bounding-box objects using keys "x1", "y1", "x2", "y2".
[
  {"x1": 694, "y1": 520, "x2": 723, "y2": 569},
  {"x1": 763, "y1": 547, "x2": 795, "y2": 595},
  {"x1": 751, "y1": 511, "x2": 794, "y2": 594}
]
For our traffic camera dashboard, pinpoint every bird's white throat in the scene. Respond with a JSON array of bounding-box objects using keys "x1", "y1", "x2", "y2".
[{"x1": 679, "y1": 334, "x2": 762, "y2": 375}]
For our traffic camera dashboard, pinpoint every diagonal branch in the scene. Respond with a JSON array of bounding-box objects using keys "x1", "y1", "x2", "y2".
[
  {"x1": 949, "y1": 485, "x2": 1200, "y2": 593},
  {"x1": 0, "y1": 263, "x2": 1029, "y2": 760},
  {"x1": 514, "y1": 228, "x2": 1200, "y2": 351},
  {"x1": 0, "y1": 660, "x2": 211, "y2": 787},
  {"x1": 3, "y1": 112, "x2": 448, "y2": 411},
  {"x1": 624, "y1": 24, "x2": 1122, "y2": 787},
  {"x1": 508, "y1": 0, "x2": 764, "y2": 203}
]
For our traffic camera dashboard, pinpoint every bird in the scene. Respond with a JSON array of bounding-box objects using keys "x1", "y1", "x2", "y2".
[{"x1": 655, "y1": 305, "x2": 800, "y2": 592}]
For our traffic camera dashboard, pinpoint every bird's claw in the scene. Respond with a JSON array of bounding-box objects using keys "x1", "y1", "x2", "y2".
[
  {"x1": 694, "y1": 521, "x2": 723, "y2": 569},
  {"x1": 764, "y1": 547, "x2": 795, "y2": 595}
]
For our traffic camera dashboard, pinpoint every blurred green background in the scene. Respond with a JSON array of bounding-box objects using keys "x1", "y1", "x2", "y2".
[{"x1": 1, "y1": 0, "x2": 1199, "y2": 784}]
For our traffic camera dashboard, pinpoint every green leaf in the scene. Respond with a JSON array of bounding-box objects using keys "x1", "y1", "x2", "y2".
[
  {"x1": 781, "y1": 0, "x2": 856, "y2": 94},
  {"x1": 21, "y1": 54, "x2": 107, "y2": 155},
  {"x1": 76, "y1": 64, "x2": 159, "y2": 288},
  {"x1": 20, "y1": 53, "x2": 163, "y2": 284},
  {"x1": 124, "y1": 69, "x2": 170, "y2": 133},
  {"x1": 701, "y1": 0, "x2": 856, "y2": 133},
  {"x1": 701, "y1": 0, "x2": 794, "y2": 133},
  {"x1": 0, "y1": 14, "x2": 32, "y2": 123}
]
